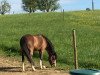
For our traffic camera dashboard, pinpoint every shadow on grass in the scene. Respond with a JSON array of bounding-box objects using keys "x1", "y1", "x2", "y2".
[{"x1": 0, "y1": 44, "x2": 20, "y2": 56}]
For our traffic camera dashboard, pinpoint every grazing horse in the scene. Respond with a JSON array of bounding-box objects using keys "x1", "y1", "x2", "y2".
[{"x1": 20, "y1": 34, "x2": 57, "y2": 71}]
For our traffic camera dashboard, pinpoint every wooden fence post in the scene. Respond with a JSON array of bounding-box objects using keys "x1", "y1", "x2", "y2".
[
  {"x1": 72, "y1": 29, "x2": 78, "y2": 69},
  {"x1": 63, "y1": 9, "x2": 64, "y2": 21}
]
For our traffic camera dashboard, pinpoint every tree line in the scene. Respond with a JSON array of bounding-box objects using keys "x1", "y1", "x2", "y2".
[
  {"x1": 0, "y1": 0, "x2": 10, "y2": 15},
  {"x1": 0, "y1": 0, "x2": 95, "y2": 15},
  {"x1": 0, "y1": 0, "x2": 60, "y2": 15},
  {"x1": 22, "y1": 0, "x2": 60, "y2": 13}
]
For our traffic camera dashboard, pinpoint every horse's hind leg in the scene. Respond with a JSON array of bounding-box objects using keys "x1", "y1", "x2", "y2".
[
  {"x1": 22, "y1": 51, "x2": 25, "y2": 71},
  {"x1": 30, "y1": 50, "x2": 36, "y2": 71}
]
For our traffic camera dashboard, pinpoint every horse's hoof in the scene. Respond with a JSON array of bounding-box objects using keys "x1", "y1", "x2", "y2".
[
  {"x1": 43, "y1": 66, "x2": 46, "y2": 69},
  {"x1": 32, "y1": 68, "x2": 36, "y2": 71},
  {"x1": 40, "y1": 67, "x2": 43, "y2": 69},
  {"x1": 32, "y1": 66, "x2": 36, "y2": 71},
  {"x1": 22, "y1": 70, "x2": 25, "y2": 72}
]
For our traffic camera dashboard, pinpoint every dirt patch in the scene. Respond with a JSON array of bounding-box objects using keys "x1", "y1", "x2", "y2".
[{"x1": 0, "y1": 56, "x2": 70, "y2": 75}]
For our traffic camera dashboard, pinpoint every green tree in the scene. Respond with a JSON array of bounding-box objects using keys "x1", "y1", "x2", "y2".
[
  {"x1": 0, "y1": 0, "x2": 11, "y2": 15},
  {"x1": 37, "y1": 0, "x2": 60, "y2": 12},
  {"x1": 22, "y1": 0, "x2": 37, "y2": 13}
]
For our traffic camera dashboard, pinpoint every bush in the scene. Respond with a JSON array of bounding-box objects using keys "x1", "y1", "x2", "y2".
[{"x1": 86, "y1": 8, "x2": 91, "y2": 11}]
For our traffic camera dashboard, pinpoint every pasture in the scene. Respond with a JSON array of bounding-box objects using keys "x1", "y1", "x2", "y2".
[{"x1": 0, "y1": 11, "x2": 100, "y2": 70}]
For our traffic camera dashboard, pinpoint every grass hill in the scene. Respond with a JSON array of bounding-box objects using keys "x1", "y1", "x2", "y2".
[{"x1": 0, "y1": 11, "x2": 100, "y2": 70}]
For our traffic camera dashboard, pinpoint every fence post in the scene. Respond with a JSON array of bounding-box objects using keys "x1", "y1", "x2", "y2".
[
  {"x1": 72, "y1": 29, "x2": 78, "y2": 69},
  {"x1": 63, "y1": 9, "x2": 64, "y2": 21}
]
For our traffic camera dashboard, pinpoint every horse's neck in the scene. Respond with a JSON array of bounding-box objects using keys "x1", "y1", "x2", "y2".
[{"x1": 46, "y1": 47, "x2": 54, "y2": 56}]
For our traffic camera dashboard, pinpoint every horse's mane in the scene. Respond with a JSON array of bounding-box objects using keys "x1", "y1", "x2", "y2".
[{"x1": 41, "y1": 34, "x2": 56, "y2": 55}]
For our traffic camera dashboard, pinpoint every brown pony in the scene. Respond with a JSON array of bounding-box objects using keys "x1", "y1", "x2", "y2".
[{"x1": 20, "y1": 34, "x2": 57, "y2": 71}]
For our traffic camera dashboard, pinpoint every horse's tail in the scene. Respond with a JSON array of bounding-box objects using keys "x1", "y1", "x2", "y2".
[{"x1": 20, "y1": 37, "x2": 34, "y2": 65}]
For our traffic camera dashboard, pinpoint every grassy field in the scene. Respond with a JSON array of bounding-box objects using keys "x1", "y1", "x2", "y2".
[{"x1": 0, "y1": 10, "x2": 100, "y2": 70}]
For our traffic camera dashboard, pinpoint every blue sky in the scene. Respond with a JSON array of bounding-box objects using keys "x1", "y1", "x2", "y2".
[
  {"x1": 59, "y1": 0, "x2": 100, "y2": 11},
  {"x1": 0, "y1": 0, "x2": 100, "y2": 14}
]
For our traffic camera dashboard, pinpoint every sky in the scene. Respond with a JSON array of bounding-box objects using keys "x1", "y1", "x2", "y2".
[
  {"x1": 0, "y1": 0, "x2": 100, "y2": 14},
  {"x1": 59, "y1": 0, "x2": 100, "y2": 11}
]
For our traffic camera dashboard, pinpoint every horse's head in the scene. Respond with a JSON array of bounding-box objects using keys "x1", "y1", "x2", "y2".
[{"x1": 49, "y1": 52, "x2": 57, "y2": 67}]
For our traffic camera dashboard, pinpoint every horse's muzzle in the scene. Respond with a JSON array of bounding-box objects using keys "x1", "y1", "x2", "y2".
[{"x1": 51, "y1": 60, "x2": 56, "y2": 67}]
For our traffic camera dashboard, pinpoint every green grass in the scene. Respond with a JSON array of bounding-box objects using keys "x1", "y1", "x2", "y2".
[{"x1": 0, "y1": 11, "x2": 100, "y2": 70}]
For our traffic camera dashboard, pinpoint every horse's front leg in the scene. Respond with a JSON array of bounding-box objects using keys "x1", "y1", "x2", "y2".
[
  {"x1": 39, "y1": 51, "x2": 43, "y2": 69},
  {"x1": 30, "y1": 50, "x2": 36, "y2": 71}
]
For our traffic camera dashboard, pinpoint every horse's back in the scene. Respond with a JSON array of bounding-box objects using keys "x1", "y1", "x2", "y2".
[
  {"x1": 20, "y1": 34, "x2": 47, "y2": 51},
  {"x1": 33, "y1": 35, "x2": 47, "y2": 50}
]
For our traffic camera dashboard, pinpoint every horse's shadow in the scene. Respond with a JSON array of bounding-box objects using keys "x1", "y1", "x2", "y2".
[
  {"x1": 0, "y1": 67, "x2": 22, "y2": 72},
  {"x1": 0, "y1": 66, "x2": 49, "y2": 72}
]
